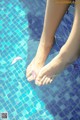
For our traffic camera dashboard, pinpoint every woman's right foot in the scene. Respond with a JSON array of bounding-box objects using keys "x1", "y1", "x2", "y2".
[{"x1": 26, "y1": 35, "x2": 55, "y2": 81}]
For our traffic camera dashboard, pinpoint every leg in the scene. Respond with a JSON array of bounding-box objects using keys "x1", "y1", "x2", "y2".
[
  {"x1": 26, "y1": 0, "x2": 71, "y2": 81},
  {"x1": 35, "y1": 0, "x2": 80, "y2": 86}
]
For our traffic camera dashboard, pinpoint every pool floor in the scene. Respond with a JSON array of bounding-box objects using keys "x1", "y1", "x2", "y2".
[{"x1": 0, "y1": 0, "x2": 80, "y2": 120}]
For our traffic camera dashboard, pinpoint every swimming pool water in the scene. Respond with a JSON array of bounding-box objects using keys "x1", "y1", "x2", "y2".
[{"x1": 0, "y1": 0, "x2": 80, "y2": 120}]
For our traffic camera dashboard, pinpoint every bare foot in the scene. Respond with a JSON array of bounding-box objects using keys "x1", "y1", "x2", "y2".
[
  {"x1": 35, "y1": 54, "x2": 77, "y2": 86},
  {"x1": 26, "y1": 36, "x2": 55, "y2": 81}
]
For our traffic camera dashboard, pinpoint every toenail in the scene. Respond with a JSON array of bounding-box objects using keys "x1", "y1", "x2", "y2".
[{"x1": 35, "y1": 81, "x2": 39, "y2": 85}]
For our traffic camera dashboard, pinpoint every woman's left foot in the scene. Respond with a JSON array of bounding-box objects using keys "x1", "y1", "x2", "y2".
[{"x1": 35, "y1": 54, "x2": 68, "y2": 86}]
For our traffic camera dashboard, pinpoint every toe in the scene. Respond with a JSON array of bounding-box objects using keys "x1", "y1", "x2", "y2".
[
  {"x1": 36, "y1": 70, "x2": 44, "y2": 81},
  {"x1": 45, "y1": 78, "x2": 50, "y2": 84},
  {"x1": 35, "y1": 80, "x2": 41, "y2": 86},
  {"x1": 27, "y1": 75, "x2": 34, "y2": 81},
  {"x1": 42, "y1": 77, "x2": 48, "y2": 85},
  {"x1": 40, "y1": 75, "x2": 46, "y2": 85},
  {"x1": 35, "y1": 75, "x2": 46, "y2": 86},
  {"x1": 26, "y1": 70, "x2": 32, "y2": 78},
  {"x1": 36, "y1": 75, "x2": 42, "y2": 82},
  {"x1": 40, "y1": 75, "x2": 46, "y2": 82},
  {"x1": 49, "y1": 78, "x2": 53, "y2": 83}
]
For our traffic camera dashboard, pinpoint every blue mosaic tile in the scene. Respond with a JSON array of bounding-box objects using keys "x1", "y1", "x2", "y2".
[{"x1": 0, "y1": 0, "x2": 80, "y2": 120}]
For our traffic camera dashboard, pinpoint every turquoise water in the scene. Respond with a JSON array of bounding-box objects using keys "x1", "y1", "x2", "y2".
[{"x1": 0, "y1": 0, "x2": 80, "y2": 120}]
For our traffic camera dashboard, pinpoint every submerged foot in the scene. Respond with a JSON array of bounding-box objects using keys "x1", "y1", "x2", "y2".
[
  {"x1": 26, "y1": 36, "x2": 55, "y2": 81},
  {"x1": 35, "y1": 54, "x2": 76, "y2": 86}
]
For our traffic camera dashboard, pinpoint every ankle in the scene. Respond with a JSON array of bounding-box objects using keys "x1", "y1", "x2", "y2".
[
  {"x1": 59, "y1": 49, "x2": 79, "y2": 66},
  {"x1": 40, "y1": 41, "x2": 53, "y2": 49},
  {"x1": 41, "y1": 32, "x2": 55, "y2": 46}
]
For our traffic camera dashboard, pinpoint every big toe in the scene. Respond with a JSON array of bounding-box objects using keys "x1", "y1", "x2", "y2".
[
  {"x1": 27, "y1": 75, "x2": 34, "y2": 81},
  {"x1": 36, "y1": 71, "x2": 44, "y2": 82},
  {"x1": 35, "y1": 75, "x2": 46, "y2": 86}
]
